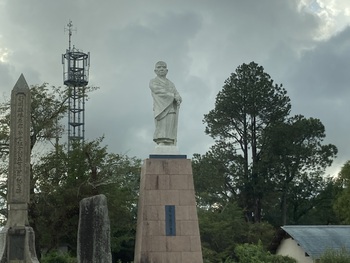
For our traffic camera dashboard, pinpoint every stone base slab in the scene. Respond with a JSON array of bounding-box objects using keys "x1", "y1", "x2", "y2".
[
  {"x1": 0, "y1": 226, "x2": 39, "y2": 263},
  {"x1": 134, "y1": 158, "x2": 203, "y2": 263}
]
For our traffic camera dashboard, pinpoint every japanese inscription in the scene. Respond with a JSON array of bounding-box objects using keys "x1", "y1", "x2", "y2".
[
  {"x1": 8, "y1": 74, "x2": 31, "y2": 204},
  {"x1": 165, "y1": 205, "x2": 176, "y2": 236},
  {"x1": 14, "y1": 94, "x2": 25, "y2": 195}
]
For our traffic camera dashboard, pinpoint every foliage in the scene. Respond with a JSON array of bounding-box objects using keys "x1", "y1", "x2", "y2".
[
  {"x1": 261, "y1": 115, "x2": 337, "y2": 224},
  {"x1": 197, "y1": 61, "x2": 337, "y2": 228},
  {"x1": 198, "y1": 202, "x2": 275, "y2": 262},
  {"x1": 0, "y1": 83, "x2": 70, "y2": 156},
  {"x1": 333, "y1": 161, "x2": 350, "y2": 223},
  {"x1": 233, "y1": 242, "x2": 296, "y2": 263},
  {"x1": 199, "y1": 202, "x2": 246, "y2": 262},
  {"x1": 40, "y1": 250, "x2": 77, "y2": 263},
  {"x1": 203, "y1": 61, "x2": 291, "y2": 222},
  {"x1": 319, "y1": 248, "x2": 350, "y2": 263},
  {"x1": 32, "y1": 138, "x2": 141, "y2": 259}
]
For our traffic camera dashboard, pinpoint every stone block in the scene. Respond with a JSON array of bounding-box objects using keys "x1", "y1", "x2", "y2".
[
  {"x1": 190, "y1": 236, "x2": 202, "y2": 252},
  {"x1": 176, "y1": 205, "x2": 198, "y2": 220},
  {"x1": 144, "y1": 220, "x2": 161, "y2": 236},
  {"x1": 179, "y1": 190, "x2": 196, "y2": 205},
  {"x1": 144, "y1": 159, "x2": 192, "y2": 175},
  {"x1": 166, "y1": 236, "x2": 191, "y2": 252},
  {"x1": 144, "y1": 205, "x2": 164, "y2": 221},
  {"x1": 170, "y1": 174, "x2": 191, "y2": 190},
  {"x1": 182, "y1": 251, "x2": 204, "y2": 263},
  {"x1": 147, "y1": 236, "x2": 166, "y2": 252},
  {"x1": 144, "y1": 190, "x2": 162, "y2": 205},
  {"x1": 160, "y1": 190, "x2": 180, "y2": 205},
  {"x1": 145, "y1": 174, "x2": 170, "y2": 190},
  {"x1": 179, "y1": 221, "x2": 200, "y2": 236}
]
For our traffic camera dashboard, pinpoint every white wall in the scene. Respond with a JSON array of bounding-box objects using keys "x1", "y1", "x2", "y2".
[{"x1": 276, "y1": 238, "x2": 314, "y2": 263}]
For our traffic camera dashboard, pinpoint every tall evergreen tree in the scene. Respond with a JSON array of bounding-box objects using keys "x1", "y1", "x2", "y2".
[{"x1": 203, "y1": 61, "x2": 291, "y2": 222}]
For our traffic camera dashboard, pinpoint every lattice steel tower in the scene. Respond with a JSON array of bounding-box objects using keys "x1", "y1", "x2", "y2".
[{"x1": 62, "y1": 20, "x2": 90, "y2": 151}]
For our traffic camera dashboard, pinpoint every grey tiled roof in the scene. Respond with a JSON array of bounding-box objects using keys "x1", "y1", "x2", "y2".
[{"x1": 282, "y1": 225, "x2": 350, "y2": 259}]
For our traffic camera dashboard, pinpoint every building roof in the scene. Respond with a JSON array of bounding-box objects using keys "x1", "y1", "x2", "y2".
[{"x1": 281, "y1": 225, "x2": 350, "y2": 259}]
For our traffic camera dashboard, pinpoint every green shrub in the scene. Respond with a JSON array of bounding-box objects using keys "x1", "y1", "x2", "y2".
[
  {"x1": 319, "y1": 248, "x2": 350, "y2": 263},
  {"x1": 234, "y1": 242, "x2": 296, "y2": 263},
  {"x1": 41, "y1": 251, "x2": 77, "y2": 263}
]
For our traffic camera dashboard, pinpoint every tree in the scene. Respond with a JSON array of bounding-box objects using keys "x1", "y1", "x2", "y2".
[
  {"x1": 198, "y1": 202, "x2": 246, "y2": 262},
  {"x1": 32, "y1": 138, "x2": 141, "y2": 260},
  {"x1": 261, "y1": 115, "x2": 337, "y2": 225},
  {"x1": 202, "y1": 61, "x2": 291, "y2": 222},
  {"x1": 192, "y1": 145, "x2": 244, "y2": 209},
  {"x1": 333, "y1": 160, "x2": 350, "y2": 224}
]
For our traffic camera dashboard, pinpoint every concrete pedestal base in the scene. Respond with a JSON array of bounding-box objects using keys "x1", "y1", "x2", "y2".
[
  {"x1": 0, "y1": 226, "x2": 39, "y2": 263},
  {"x1": 134, "y1": 157, "x2": 203, "y2": 263}
]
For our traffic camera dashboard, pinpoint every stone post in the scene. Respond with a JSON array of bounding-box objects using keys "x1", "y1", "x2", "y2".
[{"x1": 77, "y1": 194, "x2": 112, "y2": 263}]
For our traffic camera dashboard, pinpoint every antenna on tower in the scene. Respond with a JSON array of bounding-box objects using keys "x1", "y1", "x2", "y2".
[
  {"x1": 64, "y1": 20, "x2": 76, "y2": 51},
  {"x1": 62, "y1": 20, "x2": 90, "y2": 152}
]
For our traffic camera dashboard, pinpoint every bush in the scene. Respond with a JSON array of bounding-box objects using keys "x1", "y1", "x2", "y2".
[
  {"x1": 319, "y1": 248, "x2": 350, "y2": 263},
  {"x1": 41, "y1": 251, "x2": 77, "y2": 263},
  {"x1": 234, "y1": 242, "x2": 296, "y2": 263}
]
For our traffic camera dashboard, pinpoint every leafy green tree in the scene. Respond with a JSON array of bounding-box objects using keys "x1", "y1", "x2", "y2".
[
  {"x1": 333, "y1": 161, "x2": 350, "y2": 223},
  {"x1": 193, "y1": 145, "x2": 243, "y2": 209},
  {"x1": 32, "y1": 138, "x2": 141, "y2": 260},
  {"x1": 203, "y1": 62, "x2": 291, "y2": 222},
  {"x1": 0, "y1": 83, "x2": 71, "y2": 157},
  {"x1": 198, "y1": 202, "x2": 275, "y2": 263},
  {"x1": 199, "y1": 202, "x2": 246, "y2": 262},
  {"x1": 298, "y1": 177, "x2": 341, "y2": 224},
  {"x1": 261, "y1": 115, "x2": 337, "y2": 225}
]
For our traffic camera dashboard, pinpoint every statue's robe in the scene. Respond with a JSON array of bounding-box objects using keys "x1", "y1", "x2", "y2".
[{"x1": 149, "y1": 76, "x2": 181, "y2": 144}]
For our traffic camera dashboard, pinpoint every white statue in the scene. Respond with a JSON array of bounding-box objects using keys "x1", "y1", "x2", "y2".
[{"x1": 150, "y1": 61, "x2": 182, "y2": 146}]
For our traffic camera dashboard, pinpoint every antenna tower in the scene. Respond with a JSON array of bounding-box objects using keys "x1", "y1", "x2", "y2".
[{"x1": 62, "y1": 20, "x2": 90, "y2": 151}]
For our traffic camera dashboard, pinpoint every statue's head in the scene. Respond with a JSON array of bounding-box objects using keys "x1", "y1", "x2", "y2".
[{"x1": 154, "y1": 61, "x2": 168, "y2": 77}]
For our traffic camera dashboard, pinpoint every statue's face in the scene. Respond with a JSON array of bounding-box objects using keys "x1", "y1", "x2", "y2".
[{"x1": 155, "y1": 63, "x2": 168, "y2": 77}]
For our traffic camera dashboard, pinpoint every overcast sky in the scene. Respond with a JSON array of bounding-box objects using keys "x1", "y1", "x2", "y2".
[{"x1": 0, "y1": 0, "x2": 350, "y2": 176}]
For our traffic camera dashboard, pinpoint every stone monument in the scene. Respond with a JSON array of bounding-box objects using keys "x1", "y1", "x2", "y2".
[
  {"x1": 0, "y1": 74, "x2": 39, "y2": 262},
  {"x1": 77, "y1": 194, "x2": 112, "y2": 263},
  {"x1": 133, "y1": 62, "x2": 203, "y2": 263}
]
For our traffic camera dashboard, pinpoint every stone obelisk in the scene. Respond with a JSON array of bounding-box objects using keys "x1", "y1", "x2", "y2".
[{"x1": 0, "y1": 74, "x2": 39, "y2": 262}]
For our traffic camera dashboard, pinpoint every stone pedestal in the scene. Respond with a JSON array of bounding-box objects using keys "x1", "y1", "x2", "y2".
[
  {"x1": 134, "y1": 157, "x2": 203, "y2": 263},
  {"x1": 0, "y1": 226, "x2": 39, "y2": 263}
]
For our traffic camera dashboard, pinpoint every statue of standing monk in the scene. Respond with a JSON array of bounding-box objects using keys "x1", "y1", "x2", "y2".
[{"x1": 150, "y1": 61, "x2": 182, "y2": 146}]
